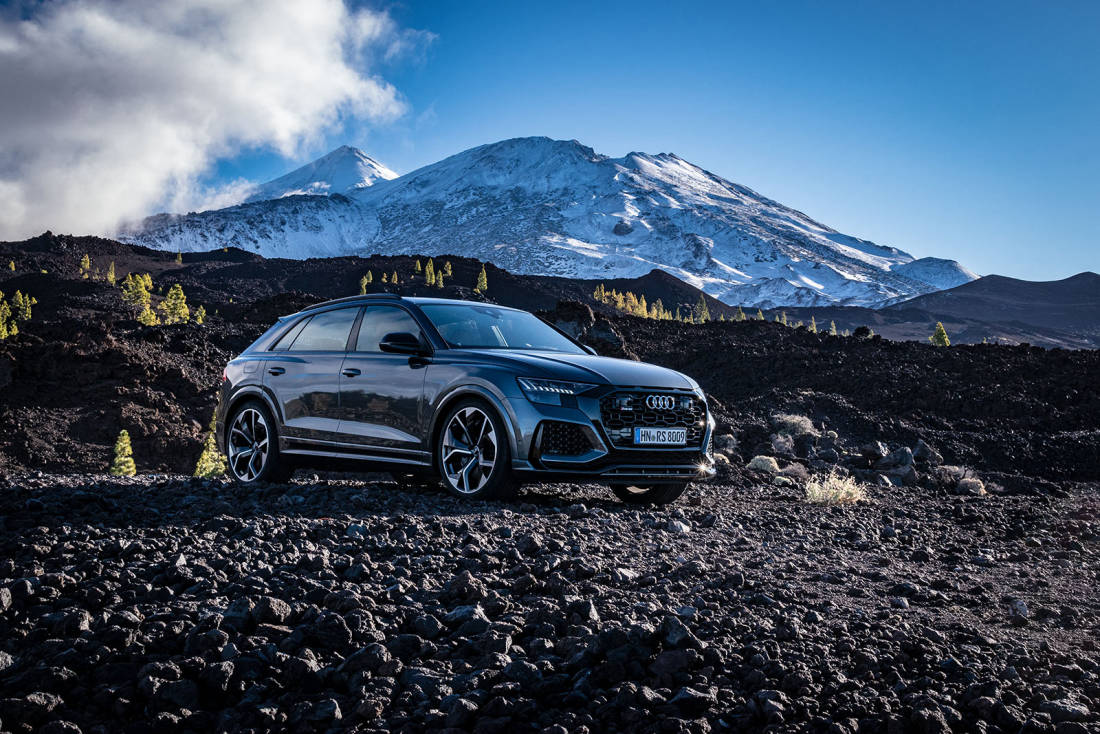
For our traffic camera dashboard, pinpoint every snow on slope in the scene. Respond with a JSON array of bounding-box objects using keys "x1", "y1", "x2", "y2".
[
  {"x1": 118, "y1": 137, "x2": 976, "y2": 308},
  {"x1": 241, "y1": 145, "x2": 396, "y2": 203}
]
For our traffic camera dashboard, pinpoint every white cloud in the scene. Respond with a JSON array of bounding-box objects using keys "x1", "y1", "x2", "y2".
[{"x1": 0, "y1": 0, "x2": 426, "y2": 239}]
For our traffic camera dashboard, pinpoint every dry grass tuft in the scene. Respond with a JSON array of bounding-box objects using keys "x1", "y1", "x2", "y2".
[
  {"x1": 747, "y1": 455, "x2": 780, "y2": 474},
  {"x1": 805, "y1": 470, "x2": 868, "y2": 505},
  {"x1": 772, "y1": 413, "x2": 818, "y2": 437},
  {"x1": 779, "y1": 462, "x2": 810, "y2": 481}
]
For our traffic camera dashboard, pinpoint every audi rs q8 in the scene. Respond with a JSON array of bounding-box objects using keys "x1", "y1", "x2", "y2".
[{"x1": 215, "y1": 295, "x2": 716, "y2": 504}]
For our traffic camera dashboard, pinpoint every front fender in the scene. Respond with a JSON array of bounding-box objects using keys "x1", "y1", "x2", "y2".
[{"x1": 428, "y1": 381, "x2": 521, "y2": 465}]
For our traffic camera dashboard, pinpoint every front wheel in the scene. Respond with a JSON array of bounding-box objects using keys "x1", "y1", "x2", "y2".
[
  {"x1": 611, "y1": 482, "x2": 688, "y2": 505},
  {"x1": 436, "y1": 400, "x2": 516, "y2": 501}
]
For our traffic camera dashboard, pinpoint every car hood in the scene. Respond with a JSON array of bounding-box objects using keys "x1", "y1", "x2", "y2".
[{"x1": 450, "y1": 349, "x2": 698, "y2": 390}]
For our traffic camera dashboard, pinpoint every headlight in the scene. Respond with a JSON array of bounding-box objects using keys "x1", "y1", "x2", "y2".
[{"x1": 517, "y1": 377, "x2": 597, "y2": 406}]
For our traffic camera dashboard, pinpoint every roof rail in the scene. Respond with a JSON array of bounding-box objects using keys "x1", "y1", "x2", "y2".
[{"x1": 302, "y1": 293, "x2": 402, "y2": 311}]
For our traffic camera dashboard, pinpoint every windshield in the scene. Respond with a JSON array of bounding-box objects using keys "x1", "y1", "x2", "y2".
[{"x1": 419, "y1": 303, "x2": 584, "y2": 353}]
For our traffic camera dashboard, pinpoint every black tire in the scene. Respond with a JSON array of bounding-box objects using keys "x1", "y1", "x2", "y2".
[
  {"x1": 225, "y1": 400, "x2": 294, "y2": 484},
  {"x1": 436, "y1": 398, "x2": 516, "y2": 501},
  {"x1": 611, "y1": 482, "x2": 688, "y2": 505}
]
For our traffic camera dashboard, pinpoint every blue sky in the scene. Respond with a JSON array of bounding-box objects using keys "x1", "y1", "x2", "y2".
[{"x1": 216, "y1": 0, "x2": 1099, "y2": 280}]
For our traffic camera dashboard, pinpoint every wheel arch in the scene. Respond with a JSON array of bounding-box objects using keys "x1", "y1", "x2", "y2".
[
  {"x1": 223, "y1": 386, "x2": 282, "y2": 445},
  {"x1": 428, "y1": 385, "x2": 519, "y2": 471}
]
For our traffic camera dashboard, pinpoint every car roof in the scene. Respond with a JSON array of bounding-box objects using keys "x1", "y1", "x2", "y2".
[{"x1": 284, "y1": 294, "x2": 524, "y2": 320}]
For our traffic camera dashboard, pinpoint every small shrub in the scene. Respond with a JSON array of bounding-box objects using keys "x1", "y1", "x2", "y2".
[
  {"x1": 805, "y1": 470, "x2": 867, "y2": 504},
  {"x1": 770, "y1": 433, "x2": 795, "y2": 455},
  {"x1": 747, "y1": 455, "x2": 780, "y2": 474},
  {"x1": 780, "y1": 462, "x2": 810, "y2": 481},
  {"x1": 474, "y1": 265, "x2": 488, "y2": 293},
  {"x1": 772, "y1": 413, "x2": 818, "y2": 436}
]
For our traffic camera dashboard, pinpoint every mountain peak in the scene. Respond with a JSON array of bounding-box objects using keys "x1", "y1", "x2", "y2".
[
  {"x1": 121, "y1": 136, "x2": 979, "y2": 309},
  {"x1": 242, "y1": 145, "x2": 397, "y2": 204}
]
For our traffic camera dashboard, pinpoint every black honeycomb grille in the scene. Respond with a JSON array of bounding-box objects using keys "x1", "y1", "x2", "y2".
[
  {"x1": 539, "y1": 421, "x2": 593, "y2": 457},
  {"x1": 599, "y1": 392, "x2": 705, "y2": 448}
]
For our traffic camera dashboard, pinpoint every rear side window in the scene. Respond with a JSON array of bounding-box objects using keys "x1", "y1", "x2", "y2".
[
  {"x1": 354, "y1": 306, "x2": 421, "y2": 352},
  {"x1": 270, "y1": 318, "x2": 309, "y2": 351},
  {"x1": 286, "y1": 308, "x2": 359, "y2": 352}
]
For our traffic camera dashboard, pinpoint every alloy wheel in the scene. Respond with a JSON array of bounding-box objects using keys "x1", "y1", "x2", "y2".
[
  {"x1": 441, "y1": 406, "x2": 498, "y2": 494},
  {"x1": 228, "y1": 407, "x2": 269, "y2": 481}
]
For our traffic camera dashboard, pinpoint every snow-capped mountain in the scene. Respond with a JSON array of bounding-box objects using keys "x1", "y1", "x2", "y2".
[
  {"x1": 118, "y1": 137, "x2": 977, "y2": 307},
  {"x1": 241, "y1": 145, "x2": 396, "y2": 203}
]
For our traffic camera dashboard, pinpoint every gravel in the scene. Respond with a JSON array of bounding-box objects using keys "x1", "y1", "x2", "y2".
[{"x1": 1, "y1": 471, "x2": 1097, "y2": 732}]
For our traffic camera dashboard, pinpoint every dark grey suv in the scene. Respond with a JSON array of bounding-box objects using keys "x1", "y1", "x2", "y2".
[{"x1": 216, "y1": 295, "x2": 715, "y2": 504}]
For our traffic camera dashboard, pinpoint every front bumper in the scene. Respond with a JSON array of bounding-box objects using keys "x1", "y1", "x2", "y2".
[{"x1": 507, "y1": 386, "x2": 716, "y2": 484}]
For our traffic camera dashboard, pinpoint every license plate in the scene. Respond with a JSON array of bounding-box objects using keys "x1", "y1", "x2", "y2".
[{"x1": 634, "y1": 427, "x2": 687, "y2": 445}]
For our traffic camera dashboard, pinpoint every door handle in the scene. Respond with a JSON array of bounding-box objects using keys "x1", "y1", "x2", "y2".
[
  {"x1": 267, "y1": 366, "x2": 286, "y2": 376},
  {"x1": 342, "y1": 368, "x2": 361, "y2": 377}
]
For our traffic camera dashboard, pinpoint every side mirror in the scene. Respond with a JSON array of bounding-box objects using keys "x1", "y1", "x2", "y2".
[
  {"x1": 582, "y1": 344, "x2": 598, "y2": 355},
  {"x1": 379, "y1": 332, "x2": 425, "y2": 355}
]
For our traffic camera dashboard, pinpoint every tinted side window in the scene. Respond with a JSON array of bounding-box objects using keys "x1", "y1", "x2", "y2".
[
  {"x1": 270, "y1": 318, "x2": 309, "y2": 351},
  {"x1": 287, "y1": 308, "x2": 359, "y2": 352},
  {"x1": 354, "y1": 306, "x2": 421, "y2": 353}
]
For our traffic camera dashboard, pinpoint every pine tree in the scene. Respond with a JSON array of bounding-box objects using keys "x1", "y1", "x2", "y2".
[
  {"x1": 736, "y1": 306, "x2": 746, "y2": 322},
  {"x1": 137, "y1": 304, "x2": 160, "y2": 325},
  {"x1": 391, "y1": 270, "x2": 398, "y2": 284},
  {"x1": 142, "y1": 273, "x2": 153, "y2": 290},
  {"x1": 120, "y1": 273, "x2": 151, "y2": 306},
  {"x1": 158, "y1": 283, "x2": 190, "y2": 324},
  {"x1": 694, "y1": 294, "x2": 710, "y2": 323},
  {"x1": 809, "y1": 316, "x2": 818, "y2": 333},
  {"x1": 780, "y1": 311, "x2": 789, "y2": 327},
  {"x1": 0, "y1": 296, "x2": 9, "y2": 340},
  {"x1": 359, "y1": 275, "x2": 368, "y2": 295},
  {"x1": 756, "y1": 309, "x2": 765, "y2": 321},
  {"x1": 435, "y1": 271, "x2": 444, "y2": 288},
  {"x1": 415, "y1": 259, "x2": 422, "y2": 272},
  {"x1": 929, "y1": 322, "x2": 950, "y2": 347},
  {"x1": 425, "y1": 258, "x2": 435, "y2": 285},
  {"x1": 829, "y1": 320, "x2": 838, "y2": 336},
  {"x1": 79, "y1": 254, "x2": 90, "y2": 275},
  {"x1": 443, "y1": 261, "x2": 453, "y2": 277},
  {"x1": 193, "y1": 410, "x2": 226, "y2": 478},
  {"x1": 11, "y1": 291, "x2": 26, "y2": 320},
  {"x1": 382, "y1": 273, "x2": 388, "y2": 283},
  {"x1": 175, "y1": 250, "x2": 183, "y2": 264},
  {"x1": 365, "y1": 270, "x2": 373, "y2": 285},
  {"x1": 475, "y1": 265, "x2": 488, "y2": 293},
  {"x1": 109, "y1": 429, "x2": 137, "y2": 476},
  {"x1": 593, "y1": 283, "x2": 607, "y2": 301},
  {"x1": 7, "y1": 261, "x2": 13, "y2": 271},
  {"x1": 194, "y1": 305, "x2": 206, "y2": 324}
]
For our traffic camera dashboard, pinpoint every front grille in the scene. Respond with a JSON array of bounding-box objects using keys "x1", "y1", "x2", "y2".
[
  {"x1": 539, "y1": 421, "x2": 594, "y2": 457},
  {"x1": 599, "y1": 391, "x2": 705, "y2": 448}
]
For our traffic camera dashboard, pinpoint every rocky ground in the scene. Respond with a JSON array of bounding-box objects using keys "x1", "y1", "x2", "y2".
[
  {"x1": 1, "y1": 234, "x2": 1099, "y2": 732},
  {"x1": 0, "y1": 464, "x2": 1097, "y2": 733}
]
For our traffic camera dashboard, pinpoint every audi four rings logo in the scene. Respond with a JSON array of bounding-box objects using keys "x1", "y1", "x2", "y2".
[{"x1": 645, "y1": 395, "x2": 676, "y2": 410}]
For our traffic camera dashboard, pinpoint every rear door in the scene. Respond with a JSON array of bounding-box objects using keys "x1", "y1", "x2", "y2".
[
  {"x1": 263, "y1": 306, "x2": 360, "y2": 443},
  {"x1": 338, "y1": 304, "x2": 428, "y2": 455}
]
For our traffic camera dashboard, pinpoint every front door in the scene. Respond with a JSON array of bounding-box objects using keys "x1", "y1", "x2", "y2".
[
  {"x1": 263, "y1": 306, "x2": 360, "y2": 443},
  {"x1": 338, "y1": 304, "x2": 428, "y2": 455}
]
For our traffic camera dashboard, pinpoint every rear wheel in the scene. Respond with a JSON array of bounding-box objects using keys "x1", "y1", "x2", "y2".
[
  {"x1": 436, "y1": 399, "x2": 516, "y2": 500},
  {"x1": 611, "y1": 482, "x2": 688, "y2": 505},
  {"x1": 226, "y1": 400, "x2": 293, "y2": 484}
]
